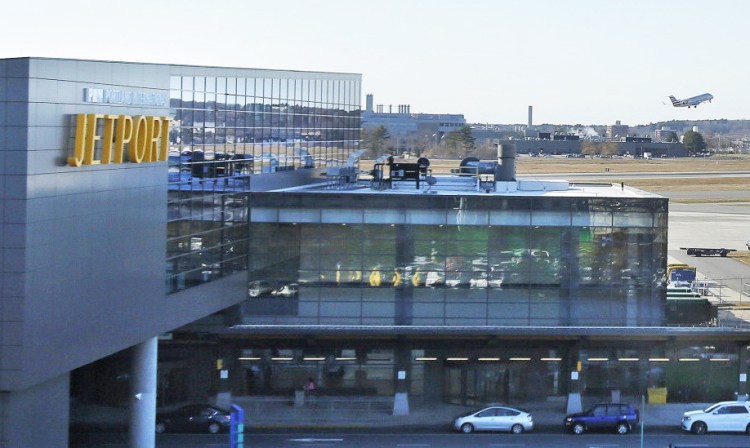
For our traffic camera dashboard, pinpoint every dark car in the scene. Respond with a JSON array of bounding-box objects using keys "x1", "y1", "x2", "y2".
[
  {"x1": 564, "y1": 403, "x2": 639, "y2": 435},
  {"x1": 155, "y1": 404, "x2": 231, "y2": 434}
]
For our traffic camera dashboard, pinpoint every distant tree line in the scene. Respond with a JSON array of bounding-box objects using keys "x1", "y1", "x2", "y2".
[
  {"x1": 361, "y1": 126, "x2": 711, "y2": 160},
  {"x1": 361, "y1": 125, "x2": 477, "y2": 159}
]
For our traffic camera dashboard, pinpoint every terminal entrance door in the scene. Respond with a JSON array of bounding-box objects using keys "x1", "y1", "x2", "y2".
[{"x1": 445, "y1": 363, "x2": 520, "y2": 406}]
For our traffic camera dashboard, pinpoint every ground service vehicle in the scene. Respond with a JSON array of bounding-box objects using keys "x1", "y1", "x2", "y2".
[
  {"x1": 681, "y1": 401, "x2": 750, "y2": 435},
  {"x1": 667, "y1": 263, "x2": 697, "y2": 288},
  {"x1": 453, "y1": 406, "x2": 534, "y2": 434},
  {"x1": 565, "y1": 403, "x2": 639, "y2": 435},
  {"x1": 681, "y1": 247, "x2": 736, "y2": 257}
]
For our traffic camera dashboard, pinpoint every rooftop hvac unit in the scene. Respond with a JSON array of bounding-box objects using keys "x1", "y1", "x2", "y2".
[{"x1": 370, "y1": 156, "x2": 430, "y2": 189}]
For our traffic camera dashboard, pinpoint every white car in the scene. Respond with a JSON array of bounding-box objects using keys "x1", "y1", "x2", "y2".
[
  {"x1": 453, "y1": 406, "x2": 533, "y2": 434},
  {"x1": 271, "y1": 283, "x2": 299, "y2": 297},
  {"x1": 681, "y1": 401, "x2": 750, "y2": 434}
]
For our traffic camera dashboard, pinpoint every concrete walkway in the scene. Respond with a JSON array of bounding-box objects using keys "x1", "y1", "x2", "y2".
[
  {"x1": 228, "y1": 395, "x2": 714, "y2": 432},
  {"x1": 72, "y1": 395, "x2": 715, "y2": 432}
]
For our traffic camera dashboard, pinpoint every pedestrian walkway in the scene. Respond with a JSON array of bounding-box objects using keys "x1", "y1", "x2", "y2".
[
  {"x1": 228, "y1": 394, "x2": 713, "y2": 432},
  {"x1": 71, "y1": 395, "x2": 714, "y2": 433}
]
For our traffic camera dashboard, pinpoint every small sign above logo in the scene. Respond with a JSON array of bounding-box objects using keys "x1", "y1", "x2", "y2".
[{"x1": 83, "y1": 88, "x2": 168, "y2": 107}]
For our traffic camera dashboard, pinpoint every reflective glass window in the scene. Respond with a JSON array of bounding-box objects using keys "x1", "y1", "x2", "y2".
[{"x1": 168, "y1": 72, "x2": 361, "y2": 294}]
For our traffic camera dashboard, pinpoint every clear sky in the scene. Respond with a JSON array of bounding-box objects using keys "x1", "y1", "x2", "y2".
[{"x1": 2, "y1": 0, "x2": 748, "y2": 125}]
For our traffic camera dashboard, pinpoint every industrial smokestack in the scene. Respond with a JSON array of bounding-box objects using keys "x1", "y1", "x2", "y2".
[{"x1": 528, "y1": 106, "x2": 533, "y2": 127}]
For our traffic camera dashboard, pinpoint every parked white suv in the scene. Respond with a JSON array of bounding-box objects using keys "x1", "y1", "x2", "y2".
[{"x1": 681, "y1": 401, "x2": 750, "y2": 434}]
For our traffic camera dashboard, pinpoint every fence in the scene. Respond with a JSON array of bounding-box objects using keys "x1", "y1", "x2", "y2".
[{"x1": 694, "y1": 275, "x2": 750, "y2": 328}]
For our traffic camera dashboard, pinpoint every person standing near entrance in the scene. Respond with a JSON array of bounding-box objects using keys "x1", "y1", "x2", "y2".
[{"x1": 304, "y1": 377, "x2": 316, "y2": 396}]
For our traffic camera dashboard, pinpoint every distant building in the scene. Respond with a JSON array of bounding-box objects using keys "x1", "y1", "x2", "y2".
[
  {"x1": 625, "y1": 136, "x2": 651, "y2": 143},
  {"x1": 361, "y1": 94, "x2": 466, "y2": 148},
  {"x1": 655, "y1": 127, "x2": 678, "y2": 142},
  {"x1": 553, "y1": 133, "x2": 580, "y2": 141},
  {"x1": 607, "y1": 120, "x2": 629, "y2": 140}
]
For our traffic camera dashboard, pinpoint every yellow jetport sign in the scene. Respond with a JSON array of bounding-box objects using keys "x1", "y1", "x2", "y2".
[{"x1": 68, "y1": 113, "x2": 171, "y2": 167}]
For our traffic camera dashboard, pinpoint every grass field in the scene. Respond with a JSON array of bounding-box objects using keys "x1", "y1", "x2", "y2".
[
  {"x1": 368, "y1": 154, "x2": 750, "y2": 173},
  {"x1": 516, "y1": 155, "x2": 750, "y2": 174},
  {"x1": 515, "y1": 156, "x2": 750, "y2": 194},
  {"x1": 366, "y1": 155, "x2": 750, "y2": 195},
  {"x1": 408, "y1": 155, "x2": 750, "y2": 175}
]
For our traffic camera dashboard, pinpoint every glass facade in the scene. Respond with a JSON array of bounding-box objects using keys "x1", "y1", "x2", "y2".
[
  {"x1": 166, "y1": 74, "x2": 361, "y2": 293},
  {"x1": 209, "y1": 338, "x2": 743, "y2": 404},
  {"x1": 242, "y1": 193, "x2": 668, "y2": 326}
]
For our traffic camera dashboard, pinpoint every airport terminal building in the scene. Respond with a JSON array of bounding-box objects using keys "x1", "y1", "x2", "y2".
[
  {"x1": 0, "y1": 57, "x2": 360, "y2": 447},
  {"x1": 224, "y1": 158, "x2": 748, "y2": 409},
  {"x1": 1, "y1": 57, "x2": 750, "y2": 447}
]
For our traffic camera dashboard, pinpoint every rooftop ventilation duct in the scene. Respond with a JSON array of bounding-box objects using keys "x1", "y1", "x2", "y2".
[
  {"x1": 454, "y1": 143, "x2": 516, "y2": 186},
  {"x1": 496, "y1": 143, "x2": 516, "y2": 182}
]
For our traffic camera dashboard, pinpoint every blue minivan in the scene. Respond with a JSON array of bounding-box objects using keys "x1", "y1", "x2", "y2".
[{"x1": 565, "y1": 403, "x2": 639, "y2": 435}]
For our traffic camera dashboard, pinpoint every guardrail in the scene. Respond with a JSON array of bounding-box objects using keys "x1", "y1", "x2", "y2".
[{"x1": 694, "y1": 276, "x2": 750, "y2": 304}]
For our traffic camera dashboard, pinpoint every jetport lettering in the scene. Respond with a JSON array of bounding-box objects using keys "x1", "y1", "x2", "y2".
[{"x1": 68, "y1": 113, "x2": 171, "y2": 167}]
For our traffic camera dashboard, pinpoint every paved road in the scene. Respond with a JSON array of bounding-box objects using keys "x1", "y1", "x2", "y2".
[
  {"x1": 72, "y1": 429, "x2": 750, "y2": 448},
  {"x1": 667, "y1": 200, "x2": 750, "y2": 301},
  {"x1": 669, "y1": 203, "x2": 750, "y2": 253},
  {"x1": 242, "y1": 431, "x2": 750, "y2": 448}
]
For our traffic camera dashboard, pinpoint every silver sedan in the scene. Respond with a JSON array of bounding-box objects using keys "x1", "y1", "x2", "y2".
[{"x1": 453, "y1": 406, "x2": 533, "y2": 434}]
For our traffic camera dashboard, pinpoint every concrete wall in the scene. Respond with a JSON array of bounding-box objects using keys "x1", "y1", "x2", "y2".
[
  {"x1": 0, "y1": 56, "x2": 31, "y2": 448},
  {"x1": 1, "y1": 58, "x2": 279, "y2": 394},
  {"x1": 0, "y1": 373, "x2": 69, "y2": 447},
  {"x1": 1, "y1": 58, "x2": 172, "y2": 391},
  {"x1": 0, "y1": 58, "x2": 232, "y2": 446},
  {"x1": 0, "y1": 58, "x2": 30, "y2": 377}
]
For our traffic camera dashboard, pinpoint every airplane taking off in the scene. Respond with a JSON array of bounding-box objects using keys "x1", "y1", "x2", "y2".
[{"x1": 669, "y1": 93, "x2": 713, "y2": 108}]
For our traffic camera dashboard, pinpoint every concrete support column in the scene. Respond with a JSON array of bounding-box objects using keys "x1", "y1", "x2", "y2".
[
  {"x1": 129, "y1": 337, "x2": 158, "y2": 448},
  {"x1": 393, "y1": 345, "x2": 410, "y2": 416},
  {"x1": 738, "y1": 343, "x2": 748, "y2": 401},
  {"x1": 215, "y1": 353, "x2": 232, "y2": 410},
  {"x1": 566, "y1": 341, "x2": 582, "y2": 414}
]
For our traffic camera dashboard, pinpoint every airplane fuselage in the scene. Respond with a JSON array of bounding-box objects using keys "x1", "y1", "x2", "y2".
[{"x1": 669, "y1": 93, "x2": 713, "y2": 108}]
